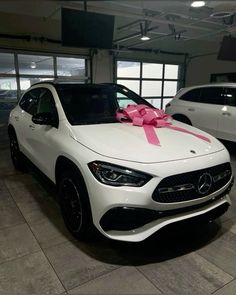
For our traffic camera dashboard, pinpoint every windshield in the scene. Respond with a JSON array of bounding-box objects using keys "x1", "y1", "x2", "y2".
[{"x1": 56, "y1": 84, "x2": 152, "y2": 125}]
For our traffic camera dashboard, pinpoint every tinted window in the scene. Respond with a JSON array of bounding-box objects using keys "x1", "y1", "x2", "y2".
[
  {"x1": 225, "y1": 88, "x2": 236, "y2": 106},
  {"x1": 56, "y1": 84, "x2": 151, "y2": 125},
  {"x1": 19, "y1": 88, "x2": 41, "y2": 115},
  {"x1": 200, "y1": 87, "x2": 224, "y2": 105},
  {"x1": 179, "y1": 88, "x2": 201, "y2": 102},
  {"x1": 37, "y1": 88, "x2": 57, "y2": 114},
  {"x1": 116, "y1": 91, "x2": 137, "y2": 109}
]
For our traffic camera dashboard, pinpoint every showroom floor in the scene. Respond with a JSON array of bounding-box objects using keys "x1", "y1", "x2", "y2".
[{"x1": 0, "y1": 125, "x2": 236, "y2": 295}]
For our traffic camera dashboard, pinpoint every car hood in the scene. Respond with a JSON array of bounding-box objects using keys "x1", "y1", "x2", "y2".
[{"x1": 69, "y1": 120, "x2": 224, "y2": 163}]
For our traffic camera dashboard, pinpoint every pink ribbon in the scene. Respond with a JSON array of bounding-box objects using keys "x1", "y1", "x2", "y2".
[{"x1": 116, "y1": 104, "x2": 210, "y2": 146}]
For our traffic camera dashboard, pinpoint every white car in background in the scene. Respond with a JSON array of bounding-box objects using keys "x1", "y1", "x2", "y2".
[
  {"x1": 166, "y1": 83, "x2": 236, "y2": 142},
  {"x1": 8, "y1": 82, "x2": 233, "y2": 242}
]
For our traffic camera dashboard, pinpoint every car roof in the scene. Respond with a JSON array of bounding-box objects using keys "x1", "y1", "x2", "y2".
[
  {"x1": 32, "y1": 80, "x2": 120, "y2": 88},
  {"x1": 183, "y1": 82, "x2": 236, "y2": 91}
]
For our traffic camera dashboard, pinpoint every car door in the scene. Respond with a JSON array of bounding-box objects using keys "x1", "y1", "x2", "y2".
[
  {"x1": 217, "y1": 87, "x2": 236, "y2": 141},
  {"x1": 28, "y1": 87, "x2": 59, "y2": 178},
  {"x1": 15, "y1": 88, "x2": 41, "y2": 158},
  {"x1": 179, "y1": 87, "x2": 224, "y2": 137}
]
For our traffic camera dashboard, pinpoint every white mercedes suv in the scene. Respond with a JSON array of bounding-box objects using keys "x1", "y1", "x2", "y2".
[
  {"x1": 8, "y1": 82, "x2": 233, "y2": 242},
  {"x1": 166, "y1": 83, "x2": 236, "y2": 142}
]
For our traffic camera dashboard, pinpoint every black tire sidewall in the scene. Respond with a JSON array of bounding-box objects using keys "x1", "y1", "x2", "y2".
[
  {"x1": 58, "y1": 169, "x2": 93, "y2": 239},
  {"x1": 9, "y1": 132, "x2": 24, "y2": 170}
]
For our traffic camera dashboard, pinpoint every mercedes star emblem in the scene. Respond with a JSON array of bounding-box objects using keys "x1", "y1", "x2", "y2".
[{"x1": 198, "y1": 173, "x2": 212, "y2": 195}]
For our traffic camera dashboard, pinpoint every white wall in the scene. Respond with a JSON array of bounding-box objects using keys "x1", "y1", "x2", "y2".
[{"x1": 186, "y1": 54, "x2": 236, "y2": 87}]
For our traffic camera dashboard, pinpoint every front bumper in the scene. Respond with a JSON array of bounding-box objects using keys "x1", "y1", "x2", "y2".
[{"x1": 85, "y1": 150, "x2": 233, "y2": 242}]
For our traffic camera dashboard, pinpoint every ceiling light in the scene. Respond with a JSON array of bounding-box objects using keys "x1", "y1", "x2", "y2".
[
  {"x1": 191, "y1": 1, "x2": 205, "y2": 8},
  {"x1": 141, "y1": 35, "x2": 150, "y2": 41},
  {"x1": 140, "y1": 21, "x2": 151, "y2": 41},
  {"x1": 30, "y1": 62, "x2": 36, "y2": 69}
]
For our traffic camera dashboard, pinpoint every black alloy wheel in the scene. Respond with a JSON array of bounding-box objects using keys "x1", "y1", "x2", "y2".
[
  {"x1": 60, "y1": 177, "x2": 83, "y2": 232},
  {"x1": 59, "y1": 170, "x2": 95, "y2": 240},
  {"x1": 9, "y1": 132, "x2": 25, "y2": 171}
]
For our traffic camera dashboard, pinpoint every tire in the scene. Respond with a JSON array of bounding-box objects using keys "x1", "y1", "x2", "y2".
[
  {"x1": 9, "y1": 131, "x2": 26, "y2": 171},
  {"x1": 58, "y1": 169, "x2": 95, "y2": 240}
]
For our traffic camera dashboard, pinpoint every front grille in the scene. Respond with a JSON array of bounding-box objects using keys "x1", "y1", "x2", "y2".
[{"x1": 152, "y1": 162, "x2": 232, "y2": 203}]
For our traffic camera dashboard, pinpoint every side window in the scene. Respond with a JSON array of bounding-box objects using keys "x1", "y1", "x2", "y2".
[
  {"x1": 179, "y1": 88, "x2": 201, "y2": 102},
  {"x1": 225, "y1": 88, "x2": 236, "y2": 107},
  {"x1": 37, "y1": 88, "x2": 57, "y2": 115},
  {"x1": 200, "y1": 87, "x2": 224, "y2": 105},
  {"x1": 116, "y1": 92, "x2": 137, "y2": 108},
  {"x1": 19, "y1": 88, "x2": 41, "y2": 115}
]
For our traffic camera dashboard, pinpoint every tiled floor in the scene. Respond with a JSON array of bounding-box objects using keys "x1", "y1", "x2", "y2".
[{"x1": 0, "y1": 125, "x2": 236, "y2": 294}]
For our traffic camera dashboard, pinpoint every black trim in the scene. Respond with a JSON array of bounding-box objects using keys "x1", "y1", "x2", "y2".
[{"x1": 100, "y1": 183, "x2": 232, "y2": 232}]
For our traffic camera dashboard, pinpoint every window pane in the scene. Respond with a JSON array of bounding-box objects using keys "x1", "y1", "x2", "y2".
[
  {"x1": 0, "y1": 77, "x2": 17, "y2": 100},
  {"x1": 200, "y1": 87, "x2": 224, "y2": 105},
  {"x1": 0, "y1": 53, "x2": 15, "y2": 74},
  {"x1": 225, "y1": 88, "x2": 236, "y2": 106},
  {"x1": 163, "y1": 98, "x2": 172, "y2": 110},
  {"x1": 142, "y1": 63, "x2": 163, "y2": 79},
  {"x1": 145, "y1": 98, "x2": 161, "y2": 109},
  {"x1": 20, "y1": 78, "x2": 53, "y2": 94},
  {"x1": 180, "y1": 88, "x2": 201, "y2": 102},
  {"x1": 18, "y1": 54, "x2": 54, "y2": 75},
  {"x1": 142, "y1": 81, "x2": 162, "y2": 97},
  {"x1": 116, "y1": 92, "x2": 137, "y2": 109},
  {"x1": 117, "y1": 80, "x2": 140, "y2": 94},
  {"x1": 164, "y1": 64, "x2": 179, "y2": 79},
  {"x1": 163, "y1": 81, "x2": 178, "y2": 97},
  {"x1": 57, "y1": 57, "x2": 86, "y2": 77},
  {"x1": 117, "y1": 61, "x2": 140, "y2": 78},
  {"x1": 0, "y1": 77, "x2": 17, "y2": 125}
]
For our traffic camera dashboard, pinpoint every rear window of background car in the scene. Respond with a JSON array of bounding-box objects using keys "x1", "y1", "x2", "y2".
[{"x1": 179, "y1": 87, "x2": 225, "y2": 105}]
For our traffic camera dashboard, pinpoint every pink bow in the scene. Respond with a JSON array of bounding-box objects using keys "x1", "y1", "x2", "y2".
[{"x1": 116, "y1": 104, "x2": 210, "y2": 146}]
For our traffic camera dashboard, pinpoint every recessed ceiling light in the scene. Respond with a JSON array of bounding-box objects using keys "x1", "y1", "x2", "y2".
[
  {"x1": 191, "y1": 1, "x2": 206, "y2": 8},
  {"x1": 30, "y1": 62, "x2": 36, "y2": 69},
  {"x1": 141, "y1": 35, "x2": 150, "y2": 41}
]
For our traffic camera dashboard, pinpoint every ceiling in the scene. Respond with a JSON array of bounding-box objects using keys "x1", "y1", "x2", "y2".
[{"x1": 0, "y1": 1, "x2": 236, "y2": 55}]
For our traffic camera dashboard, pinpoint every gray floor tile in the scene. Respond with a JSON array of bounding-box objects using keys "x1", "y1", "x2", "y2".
[
  {"x1": 138, "y1": 252, "x2": 233, "y2": 295},
  {"x1": 68, "y1": 266, "x2": 161, "y2": 294},
  {"x1": 0, "y1": 150, "x2": 17, "y2": 177},
  {"x1": 0, "y1": 198, "x2": 25, "y2": 230},
  {"x1": 0, "y1": 251, "x2": 65, "y2": 295},
  {"x1": 0, "y1": 179, "x2": 11, "y2": 201},
  {"x1": 198, "y1": 231, "x2": 236, "y2": 277},
  {"x1": 4, "y1": 177, "x2": 60, "y2": 225},
  {"x1": 222, "y1": 217, "x2": 236, "y2": 235},
  {"x1": 0, "y1": 223, "x2": 40, "y2": 264},
  {"x1": 44, "y1": 241, "x2": 121, "y2": 291},
  {"x1": 214, "y1": 279, "x2": 236, "y2": 295},
  {"x1": 30, "y1": 217, "x2": 72, "y2": 249}
]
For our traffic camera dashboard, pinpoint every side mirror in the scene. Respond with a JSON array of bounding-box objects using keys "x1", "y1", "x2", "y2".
[{"x1": 32, "y1": 112, "x2": 54, "y2": 126}]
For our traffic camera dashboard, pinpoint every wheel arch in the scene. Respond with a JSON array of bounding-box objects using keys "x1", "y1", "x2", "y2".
[
  {"x1": 55, "y1": 155, "x2": 86, "y2": 187},
  {"x1": 8, "y1": 124, "x2": 16, "y2": 136},
  {"x1": 172, "y1": 113, "x2": 192, "y2": 125}
]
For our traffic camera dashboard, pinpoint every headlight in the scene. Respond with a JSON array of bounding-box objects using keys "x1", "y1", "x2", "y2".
[{"x1": 88, "y1": 161, "x2": 152, "y2": 187}]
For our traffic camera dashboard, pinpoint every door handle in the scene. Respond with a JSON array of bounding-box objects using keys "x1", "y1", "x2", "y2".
[
  {"x1": 29, "y1": 124, "x2": 35, "y2": 130},
  {"x1": 222, "y1": 112, "x2": 231, "y2": 116},
  {"x1": 14, "y1": 116, "x2": 19, "y2": 121},
  {"x1": 188, "y1": 108, "x2": 195, "y2": 112}
]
